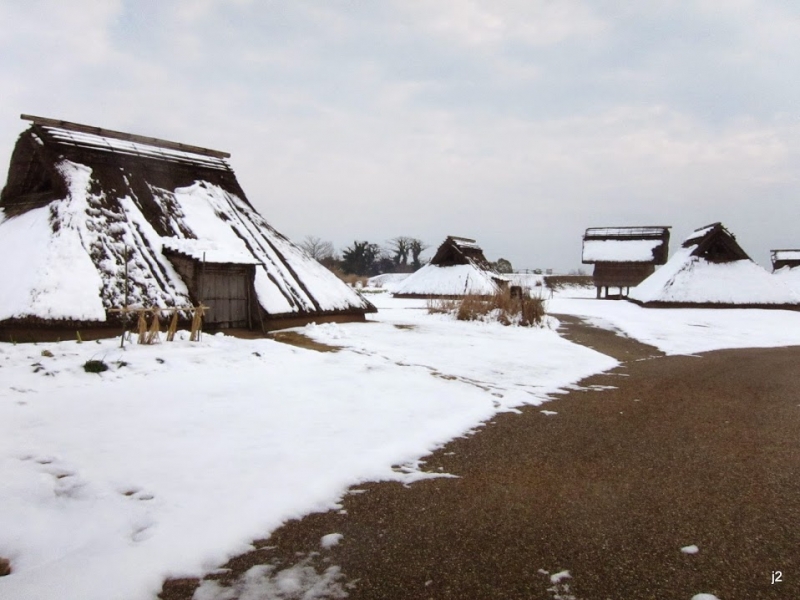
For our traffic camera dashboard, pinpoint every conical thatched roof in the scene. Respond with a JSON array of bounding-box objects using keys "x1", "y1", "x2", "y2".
[
  {"x1": 629, "y1": 223, "x2": 800, "y2": 308},
  {"x1": 393, "y1": 236, "x2": 505, "y2": 298}
]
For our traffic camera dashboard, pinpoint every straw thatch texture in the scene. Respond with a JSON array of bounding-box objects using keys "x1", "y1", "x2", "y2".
[
  {"x1": 0, "y1": 116, "x2": 374, "y2": 336},
  {"x1": 629, "y1": 223, "x2": 800, "y2": 309}
]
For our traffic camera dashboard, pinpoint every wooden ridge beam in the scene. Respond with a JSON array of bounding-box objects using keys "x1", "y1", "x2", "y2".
[{"x1": 21, "y1": 114, "x2": 231, "y2": 160}]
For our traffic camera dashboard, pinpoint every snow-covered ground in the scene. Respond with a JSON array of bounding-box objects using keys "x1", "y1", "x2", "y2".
[
  {"x1": 3, "y1": 289, "x2": 800, "y2": 600},
  {"x1": 549, "y1": 288, "x2": 800, "y2": 355}
]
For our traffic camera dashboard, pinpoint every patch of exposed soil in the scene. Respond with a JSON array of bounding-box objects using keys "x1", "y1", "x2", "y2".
[
  {"x1": 268, "y1": 331, "x2": 340, "y2": 353},
  {"x1": 551, "y1": 313, "x2": 663, "y2": 361}
]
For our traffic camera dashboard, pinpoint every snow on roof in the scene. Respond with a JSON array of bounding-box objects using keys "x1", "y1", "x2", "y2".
[
  {"x1": 582, "y1": 238, "x2": 664, "y2": 263},
  {"x1": 584, "y1": 226, "x2": 669, "y2": 239},
  {"x1": 0, "y1": 123, "x2": 373, "y2": 323},
  {"x1": 393, "y1": 263, "x2": 502, "y2": 297},
  {"x1": 774, "y1": 265, "x2": 800, "y2": 295},
  {"x1": 367, "y1": 273, "x2": 412, "y2": 291},
  {"x1": 0, "y1": 202, "x2": 107, "y2": 322},
  {"x1": 682, "y1": 223, "x2": 719, "y2": 247},
  {"x1": 161, "y1": 238, "x2": 262, "y2": 265},
  {"x1": 40, "y1": 126, "x2": 231, "y2": 172},
  {"x1": 449, "y1": 236, "x2": 481, "y2": 250},
  {"x1": 772, "y1": 249, "x2": 800, "y2": 262},
  {"x1": 630, "y1": 246, "x2": 800, "y2": 306}
]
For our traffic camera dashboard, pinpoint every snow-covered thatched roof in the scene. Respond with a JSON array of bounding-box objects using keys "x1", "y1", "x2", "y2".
[
  {"x1": 393, "y1": 236, "x2": 505, "y2": 297},
  {"x1": 629, "y1": 223, "x2": 800, "y2": 308},
  {"x1": 771, "y1": 249, "x2": 800, "y2": 271},
  {"x1": 0, "y1": 115, "x2": 373, "y2": 327},
  {"x1": 582, "y1": 226, "x2": 670, "y2": 264},
  {"x1": 772, "y1": 249, "x2": 800, "y2": 262},
  {"x1": 366, "y1": 272, "x2": 411, "y2": 292}
]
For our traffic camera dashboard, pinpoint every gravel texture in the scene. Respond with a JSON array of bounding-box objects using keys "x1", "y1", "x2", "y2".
[{"x1": 161, "y1": 318, "x2": 800, "y2": 600}]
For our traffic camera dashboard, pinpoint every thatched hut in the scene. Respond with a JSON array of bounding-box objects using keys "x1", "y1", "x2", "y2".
[
  {"x1": 0, "y1": 115, "x2": 374, "y2": 341},
  {"x1": 629, "y1": 223, "x2": 800, "y2": 309},
  {"x1": 392, "y1": 236, "x2": 506, "y2": 298},
  {"x1": 582, "y1": 226, "x2": 671, "y2": 298},
  {"x1": 770, "y1": 249, "x2": 800, "y2": 272}
]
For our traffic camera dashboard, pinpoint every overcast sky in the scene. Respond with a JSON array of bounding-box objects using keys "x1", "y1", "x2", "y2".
[{"x1": 1, "y1": 1, "x2": 799, "y2": 271}]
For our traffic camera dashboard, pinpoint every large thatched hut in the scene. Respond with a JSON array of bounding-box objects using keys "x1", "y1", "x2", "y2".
[
  {"x1": 629, "y1": 223, "x2": 800, "y2": 309},
  {"x1": 582, "y1": 226, "x2": 671, "y2": 298},
  {"x1": 392, "y1": 236, "x2": 506, "y2": 298},
  {"x1": 0, "y1": 115, "x2": 374, "y2": 341}
]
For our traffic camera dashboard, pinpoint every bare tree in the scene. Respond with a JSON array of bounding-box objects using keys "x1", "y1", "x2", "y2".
[
  {"x1": 409, "y1": 238, "x2": 429, "y2": 269},
  {"x1": 299, "y1": 236, "x2": 335, "y2": 262},
  {"x1": 388, "y1": 236, "x2": 412, "y2": 267}
]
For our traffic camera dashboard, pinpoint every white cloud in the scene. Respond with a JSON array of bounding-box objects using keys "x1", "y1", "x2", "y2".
[
  {"x1": 397, "y1": 0, "x2": 607, "y2": 47},
  {"x1": 0, "y1": 1, "x2": 122, "y2": 65},
  {"x1": 0, "y1": 0, "x2": 799, "y2": 271}
]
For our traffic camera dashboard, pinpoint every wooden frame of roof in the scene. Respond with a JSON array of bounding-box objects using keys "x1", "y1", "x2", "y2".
[
  {"x1": 584, "y1": 226, "x2": 671, "y2": 240},
  {"x1": 682, "y1": 222, "x2": 749, "y2": 262},
  {"x1": 21, "y1": 114, "x2": 230, "y2": 159},
  {"x1": 430, "y1": 235, "x2": 493, "y2": 269}
]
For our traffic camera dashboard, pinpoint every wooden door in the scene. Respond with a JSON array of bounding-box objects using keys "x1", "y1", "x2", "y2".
[{"x1": 200, "y1": 266, "x2": 249, "y2": 327}]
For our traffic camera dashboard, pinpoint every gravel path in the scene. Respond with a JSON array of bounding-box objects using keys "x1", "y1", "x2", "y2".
[{"x1": 161, "y1": 319, "x2": 800, "y2": 600}]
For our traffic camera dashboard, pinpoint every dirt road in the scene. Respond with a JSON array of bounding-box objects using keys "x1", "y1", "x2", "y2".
[{"x1": 162, "y1": 318, "x2": 800, "y2": 600}]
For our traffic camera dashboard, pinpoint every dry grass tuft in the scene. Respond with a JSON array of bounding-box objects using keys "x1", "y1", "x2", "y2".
[
  {"x1": 428, "y1": 291, "x2": 546, "y2": 327},
  {"x1": 426, "y1": 298, "x2": 460, "y2": 314}
]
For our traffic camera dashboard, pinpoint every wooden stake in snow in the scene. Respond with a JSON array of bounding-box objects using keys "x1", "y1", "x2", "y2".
[
  {"x1": 190, "y1": 306, "x2": 206, "y2": 342},
  {"x1": 166, "y1": 311, "x2": 179, "y2": 342},
  {"x1": 144, "y1": 308, "x2": 161, "y2": 345},
  {"x1": 137, "y1": 310, "x2": 148, "y2": 343},
  {"x1": 108, "y1": 305, "x2": 208, "y2": 344}
]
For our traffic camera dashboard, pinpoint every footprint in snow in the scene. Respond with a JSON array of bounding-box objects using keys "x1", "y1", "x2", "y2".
[
  {"x1": 54, "y1": 475, "x2": 89, "y2": 499},
  {"x1": 130, "y1": 517, "x2": 156, "y2": 542},
  {"x1": 120, "y1": 488, "x2": 155, "y2": 501},
  {"x1": 17, "y1": 454, "x2": 56, "y2": 464}
]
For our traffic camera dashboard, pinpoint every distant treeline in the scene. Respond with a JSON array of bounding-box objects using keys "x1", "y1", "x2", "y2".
[{"x1": 299, "y1": 236, "x2": 515, "y2": 277}]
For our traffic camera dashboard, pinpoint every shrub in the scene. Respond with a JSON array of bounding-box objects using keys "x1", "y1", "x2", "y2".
[
  {"x1": 430, "y1": 291, "x2": 546, "y2": 327},
  {"x1": 426, "y1": 298, "x2": 459, "y2": 314},
  {"x1": 83, "y1": 359, "x2": 108, "y2": 373}
]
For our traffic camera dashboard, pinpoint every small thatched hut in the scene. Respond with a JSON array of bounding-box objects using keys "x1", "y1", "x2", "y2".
[
  {"x1": 629, "y1": 223, "x2": 800, "y2": 309},
  {"x1": 392, "y1": 236, "x2": 506, "y2": 298},
  {"x1": 0, "y1": 115, "x2": 374, "y2": 341},
  {"x1": 582, "y1": 226, "x2": 671, "y2": 298},
  {"x1": 771, "y1": 249, "x2": 800, "y2": 272}
]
